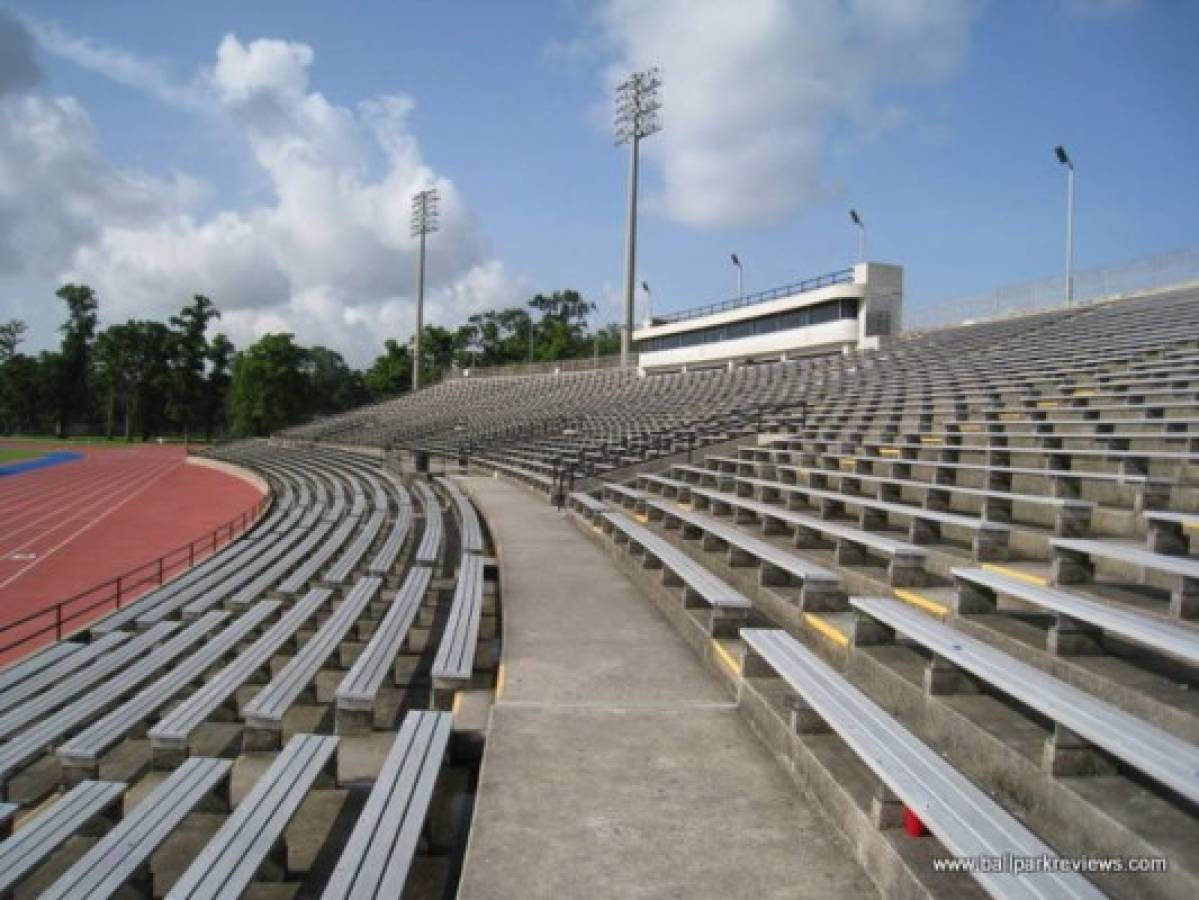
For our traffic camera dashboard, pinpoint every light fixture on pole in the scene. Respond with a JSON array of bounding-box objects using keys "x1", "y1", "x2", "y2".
[
  {"x1": 615, "y1": 67, "x2": 662, "y2": 369},
  {"x1": 730, "y1": 253, "x2": 743, "y2": 300},
  {"x1": 1054, "y1": 145, "x2": 1075, "y2": 306},
  {"x1": 849, "y1": 208, "x2": 865, "y2": 263},
  {"x1": 641, "y1": 280, "x2": 652, "y2": 325},
  {"x1": 410, "y1": 187, "x2": 440, "y2": 390}
]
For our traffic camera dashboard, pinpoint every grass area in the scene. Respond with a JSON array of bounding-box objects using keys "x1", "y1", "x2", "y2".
[{"x1": 0, "y1": 448, "x2": 42, "y2": 464}]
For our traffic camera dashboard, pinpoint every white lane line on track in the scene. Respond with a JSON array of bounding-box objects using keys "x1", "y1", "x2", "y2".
[
  {"x1": 0, "y1": 453, "x2": 154, "y2": 514},
  {"x1": 0, "y1": 463, "x2": 147, "y2": 544},
  {"x1": 0, "y1": 461, "x2": 174, "y2": 551},
  {"x1": 0, "y1": 459, "x2": 183, "y2": 592}
]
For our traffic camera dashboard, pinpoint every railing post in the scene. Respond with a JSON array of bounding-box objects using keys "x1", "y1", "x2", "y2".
[
  {"x1": 189, "y1": 543, "x2": 195, "y2": 568},
  {"x1": 115, "y1": 576, "x2": 122, "y2": 608},
  {"x1": 157, "y1": 557, "x2": 164, "y2": 585},
  {"x1": 55, "y1": 604, "x2": 63, "y2": 641}
]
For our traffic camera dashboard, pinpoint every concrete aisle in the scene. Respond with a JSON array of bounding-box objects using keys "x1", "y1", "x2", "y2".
[{"x1": 455, "y1": 476, "x2": 876, "y2": 900}]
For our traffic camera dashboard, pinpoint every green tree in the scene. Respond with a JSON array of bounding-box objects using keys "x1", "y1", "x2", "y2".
[
  {"x1": 169, "y1": 295, "x2": 220, "y2": 443},
  {"x1": 363, "y1": 339, "x2": 411, "y2": 399},
  {"x1": 204, "y1": 333, "x2": 235, "y2": 440},
  {"x1": 229, "y1": 333, "x2": 309, "y2": 436},
  {"x1": 55, "y1": 284, "x2": 99, "y2": 437},
  {"x1": 303, "y1": 346, "x2": 366, "y2": 415},
  {"x1": 0, "y1": 319, "x2": 26, "y2": 362}
]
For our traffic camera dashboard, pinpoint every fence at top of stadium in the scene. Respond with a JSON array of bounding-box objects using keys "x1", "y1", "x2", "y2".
[{"x1": 905, "y1": 244, "x2": 1199, "y2": 331}]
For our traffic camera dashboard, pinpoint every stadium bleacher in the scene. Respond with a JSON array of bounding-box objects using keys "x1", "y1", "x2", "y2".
[{"x1": 2, "y1": 287, "x2": 1199, "y2": 896}]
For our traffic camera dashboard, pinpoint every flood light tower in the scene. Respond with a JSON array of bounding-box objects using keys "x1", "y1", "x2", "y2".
[
  {"x1": 411, "y1": 187, "x2": 440, "y2": 390},
  {"x1": 1055, "y1": 146, "x2": 1075, "y2": 306},
  {"x1": 615, "y1": 67, "x2": 662, "y2": 368}
]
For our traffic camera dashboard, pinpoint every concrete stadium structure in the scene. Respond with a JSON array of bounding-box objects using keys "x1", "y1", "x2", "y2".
[
  {"x1": 633, "y1": 262, "x2": 903, "y2": 372},
  {"x1": 1, "y1": 284, "x2": 1198, "y2": 898}
]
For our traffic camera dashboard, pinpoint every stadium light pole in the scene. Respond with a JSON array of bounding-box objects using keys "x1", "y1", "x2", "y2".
[
  {"x1": 849, "y1": 209, "x2": 865, "y2": 263},
  {"x1": 410, "y1": 187, "x2": 440, "y2": 390},
  {"x1": 615, "y1": 67, "x2": 662, "y2": 369},
  {"x1": 641, "y1": 280, "x2": 652, "y2": 324},
  {"x1": 731, "y1": 253, "x2": 743, "y2": 300},
  {"x1": 1055, "y1": 145, "x2": 1075, "y2": 307}
]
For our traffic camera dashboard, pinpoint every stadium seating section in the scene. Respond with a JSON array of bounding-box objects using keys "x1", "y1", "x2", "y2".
[{"x1": 2, "y1": 288, "x2": 1198, "y2": 897}]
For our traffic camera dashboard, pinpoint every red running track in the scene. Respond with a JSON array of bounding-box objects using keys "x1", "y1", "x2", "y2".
[{"x1": 0, "y1": 444, "x2": 264, "y2": 661}]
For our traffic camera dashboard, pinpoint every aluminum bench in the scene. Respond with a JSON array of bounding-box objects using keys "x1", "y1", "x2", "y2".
[
  {"x1": 242, "y1": 577, "x2": 382, "y2": 750},
  {"x1": 852, "y1": 597, "x2": 1199, "y2": 803},
  {"x1": 0, "y1": 614, "x2": 223, "y2": 799},
  {"x1": 320, "y1": 711, "x2": 451, "y2": 898},
  {"x1": 40, "y1": 757, "x2": 231, "y2": 900},
  {"x1": 149, "y1": 588, "x2": 333, "y2": 767},
  {"x1": 166, "y1": 735, "x2": 338, "y2": 899},
  {"x1": 431, "y1": 553, "x2": 485, "y2": 698},
  {"x1": 437, "y1": 476, "x2": 485, "y2": 553},
  {"x1": 57, "y1": 602, "x2": 279, "y2": 783},
  {"x1": 413, "y1": 482, "x2": 444, "y2": 566},
  {"x1": 740, "y1": 627, "x2": 1104, "y2": 900},
  {"x1": 640, "y1": 493, "x2": 843, "y2": 610},
  {"x1": 336, "y1": 566, "x2": 432, "y2": 734},
  {"x1": 952, "y1": 566, "x2": 1199, "y2": 664},
  {"x1": 0, "y1": 779, "x2": 125, "y2": 896},
  {"x1": 1052, "y1": 537, "x2": 1199, "y2": 618},
  {"x1": 600, "y1": 511, "x2": 751, "y2": 636}
]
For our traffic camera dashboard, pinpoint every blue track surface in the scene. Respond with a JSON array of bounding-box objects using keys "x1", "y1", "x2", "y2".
[{"x1": 0, "y1": 450, "x2": 84, "y2": 477}]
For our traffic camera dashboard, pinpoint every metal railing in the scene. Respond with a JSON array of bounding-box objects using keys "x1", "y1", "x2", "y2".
[
  {"x1": 0, "y1": 492, "x2": 272, "y2": 663},
  {"x1": 905, "y1": 245, "x2": 1199, "y2": 330},
  {"x1": 654, "y1": 267, "x2": 856, "y2": 325}
]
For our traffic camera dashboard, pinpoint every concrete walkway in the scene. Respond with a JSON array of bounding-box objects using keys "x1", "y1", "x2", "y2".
[{"x1": 455, "y1": 477, "x2": 876, "y2": 900}]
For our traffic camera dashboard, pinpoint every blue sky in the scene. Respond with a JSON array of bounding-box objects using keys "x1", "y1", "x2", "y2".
[{"x1": 1, "y1": 0, "x2": 1196, "y2": 365}]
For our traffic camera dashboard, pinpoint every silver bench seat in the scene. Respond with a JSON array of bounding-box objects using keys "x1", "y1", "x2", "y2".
[
  {"x1": 0, "y1": 624, "x2": 178, "y2": 741},
  {"x1": 242, "y1": 577, "x2": 382, "y2": 749},
  {"x1": 851, "y1": 597, "x2": 1199, "y2": 804},
  {"x1": 437, "y1": 476, "x2": 485, "y2": 553},
  {"x1": 0, "y1": 780, "x2": 125, "y2": 896},
  {"x1": 321, "y1": 711, "x2": 451, "y2": 898},
  {"x1": 149, "y1": 588, "x2": 333, "y2": 766},
  {"x1": 431, "y1": 554, "x2": 485, "y2": 690},
  {"x1": 166, "y1": 735, "x2": 338, "y2": 899},
  {"x1": 640, "y1": 494, "x2": 842, "y2": 609},
  {"x1": 413, "y1": 482, "x2": 444, "y2": 566},
  {"x1": 57, "y1": 602, "x2": 280, "y2": 782},
  {"x1": 42, "y1": 757, "x2": 232, "y2": 900},
  {"x1": 326, "y1": 510, "x2": 386, "y2": 584},
  {"x1": 682, "y1": 483, "x2": 928, "y2": 587},
  {"x1": 336, "y1": 566, "x2": 432, "y2": 733},
  {"x1": 1052, "y1": 538, "x2": 1199, "y2": 618},
  {"x1": 277, "y1": 517, "x2": 357, "y2": 595},
  {"x1": 952, "y1": 566, "x2": 1199, "y2": 665},
  {"x1": 737, "y1": 475, "x2": 1011, "y2": 562},
  {"x1": 0, "y1": 641, "x2": 79, "y2": 694},
  {"x1": 0, "y1": 632, "x2": 129, "y2": 716},
  {"x1": 600, "y1": 511, "x2": 751, "y2": 636},
  {"x1": 0, "y1": 614, "x2": 223, "y2": 798},
  {"x1": 741, "y1": 627, "x2": 1104, "y2": 900},
  {"x1": 368, "y1": 494, "x2": 413, "y2": 576}
]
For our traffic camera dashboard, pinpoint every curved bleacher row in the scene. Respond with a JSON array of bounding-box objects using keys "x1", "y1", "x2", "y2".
[
  {"x1": 279, "y1": 287, "x2": 1199, "y2": 898},
  {"x1": 0, "y1": 441, "x2": 497, "y2": 898}
]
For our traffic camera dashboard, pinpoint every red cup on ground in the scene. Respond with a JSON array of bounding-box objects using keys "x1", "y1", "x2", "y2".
[{"x1": 903, "y1": 806, "x2": 928, "y2": 837}]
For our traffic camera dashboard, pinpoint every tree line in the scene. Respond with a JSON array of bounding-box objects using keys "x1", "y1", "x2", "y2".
[{"x1": 0, "y1": 286, "x2": 618, "y2": 440}]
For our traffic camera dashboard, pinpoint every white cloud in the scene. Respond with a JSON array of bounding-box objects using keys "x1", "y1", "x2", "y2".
[
  {"x1": 1, "y1": 22, "x2": 522, "y2": 366},
  {"x1": 22, "y1": 15, "x2": 209, "y2": 112},
  {"x1": 591, "y1": 0, "x2": 976, "y2": 228}
]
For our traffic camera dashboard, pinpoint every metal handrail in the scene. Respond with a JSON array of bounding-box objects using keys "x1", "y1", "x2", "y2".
[
  {"x1": 0, "y1": 492, "x2": 272, "y2": 662},
  {"x1": 654, "y1": 267, "x2": 856, "y2": 325}
]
